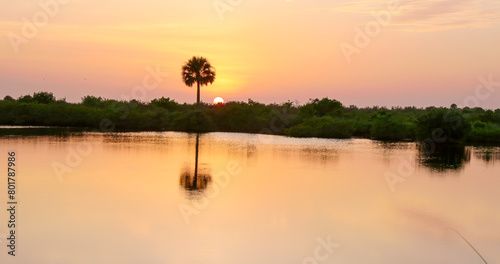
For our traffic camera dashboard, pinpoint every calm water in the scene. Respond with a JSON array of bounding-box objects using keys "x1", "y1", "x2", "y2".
[{"x1": 0, "y1": 132, "x2": 499, "y2": 264}]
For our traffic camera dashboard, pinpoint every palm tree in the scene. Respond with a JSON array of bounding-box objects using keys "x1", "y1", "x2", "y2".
[{"x1": 181, "y1": 56, "x2": 216, "y2": 104}]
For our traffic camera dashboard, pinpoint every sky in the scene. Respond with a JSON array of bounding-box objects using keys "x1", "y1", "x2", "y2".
[{"x1": 1, "y1": 0, "x2": 500, "y2": 108}]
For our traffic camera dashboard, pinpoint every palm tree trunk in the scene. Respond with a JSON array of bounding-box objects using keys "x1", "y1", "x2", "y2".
[{"x1": 196, "y1": 81, "x2": 200, "y2": 104}]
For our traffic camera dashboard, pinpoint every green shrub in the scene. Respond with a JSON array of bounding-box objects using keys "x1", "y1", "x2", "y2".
[
  {"x1": 472, "y1": 120, "x2": 487, "y2": 129},
  {"x1": 467, "y1": 124, "x2": 500, "y2": 143},
  {"x1": 171, "y1": 110, "x2": 216, "y2": 132},
  {"x1": 285, "y1": 116, "x2": 354, "y2": 138},
  {"x1": 370, "y1": 112, "x2": 415, "y2": 140}
]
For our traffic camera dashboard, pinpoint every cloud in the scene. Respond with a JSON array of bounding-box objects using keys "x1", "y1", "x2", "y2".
[{"x1": 330, "y1": 0, "x2": 500, "y2": 31}]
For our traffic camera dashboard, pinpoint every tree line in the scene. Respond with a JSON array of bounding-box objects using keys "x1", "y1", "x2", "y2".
[{"x1": 1, "y1": 92, "x2": 500, "y2": 144}]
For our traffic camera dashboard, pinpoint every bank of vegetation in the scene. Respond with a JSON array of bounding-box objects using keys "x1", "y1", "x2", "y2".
[{"x1": 1, "y1": 92, "x2": 499, "y2": 144}]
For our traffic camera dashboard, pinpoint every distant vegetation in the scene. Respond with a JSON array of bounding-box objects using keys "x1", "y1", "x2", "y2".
[{"x1": 1, "y1": 92, "x2": 500, "y2": 144}]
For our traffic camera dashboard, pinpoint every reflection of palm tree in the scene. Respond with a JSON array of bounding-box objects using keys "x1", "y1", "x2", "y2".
[
  {"x1": 179, "y1": 134, "x2": 212, "y2": 193},
  {"x1": 181, "y1": 56, "x2": 216, "y2": 104}
]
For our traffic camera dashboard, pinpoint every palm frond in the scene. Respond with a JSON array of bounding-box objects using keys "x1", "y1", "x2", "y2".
[{"x1": 181, "y1": 56, "x2": 216, "y2": 87}]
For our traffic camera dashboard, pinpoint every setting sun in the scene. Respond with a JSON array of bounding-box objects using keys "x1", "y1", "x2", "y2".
[{"x1": 213, "y1": 97, "x2": 224, "y2": 105}]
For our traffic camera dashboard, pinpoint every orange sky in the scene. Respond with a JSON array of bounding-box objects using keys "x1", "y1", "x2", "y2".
[{"x1": 1, "y1": 0, "x2": 499, "y2": 108}]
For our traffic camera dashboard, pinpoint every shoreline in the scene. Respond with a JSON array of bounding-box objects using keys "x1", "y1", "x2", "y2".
[{"x1": 1, "y1": 126, "x2": 499, "y2": 147}]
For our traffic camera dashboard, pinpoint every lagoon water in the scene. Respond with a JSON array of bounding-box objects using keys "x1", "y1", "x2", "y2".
[{"x1": 0, "y1": 132, "x2": 499, "y2": 264}]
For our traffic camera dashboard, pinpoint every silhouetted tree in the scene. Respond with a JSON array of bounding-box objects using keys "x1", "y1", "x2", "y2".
[
  {"x1": 181, "y1": 56, "x2": 216, "y2": 104},
  {"x1": 18, "y1": 95, "x2": 34, "y2": 103},
  {"x1": 33, "y1": 92, "x2": 55, "y2": 104},
  {"x1": 149, "y1": 97, "x2": 178, "y2": 111},
  {"x1": 82, "y1": 95, "x2": 104, "y2": 107},
  {"x1": 3, "y1": 95, "x2": 14, "y2": 101}
]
